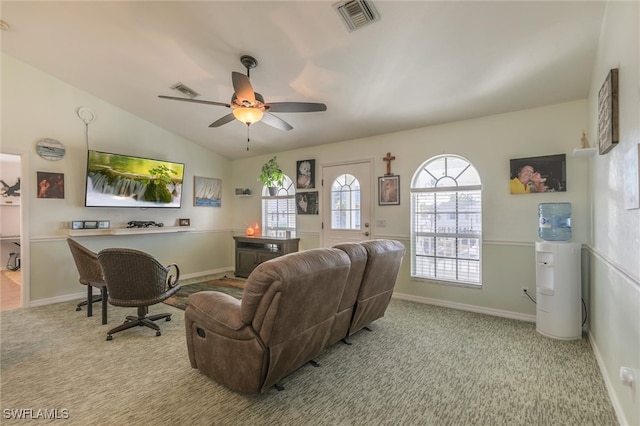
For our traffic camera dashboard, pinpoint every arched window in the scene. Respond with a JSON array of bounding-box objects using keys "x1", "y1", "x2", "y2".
[
  {"x1": 410, "y1": 155, "x2": 482, "y2": 285},
  {"x1": 331, "y1": 173, "x2": 361, "y2": 230},
  {"x1": 261, "y1": 175, "x2": 296, "y2": 237}
]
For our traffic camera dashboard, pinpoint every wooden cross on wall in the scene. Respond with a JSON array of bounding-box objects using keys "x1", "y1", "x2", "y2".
[{"x1": 383, "y1": 152, "x2": 396, "y2": 176}]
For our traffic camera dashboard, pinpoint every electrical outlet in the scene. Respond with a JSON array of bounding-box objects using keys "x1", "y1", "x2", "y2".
[{"x1": 521, "y1": 287, "x2": 528, "y2": 297}]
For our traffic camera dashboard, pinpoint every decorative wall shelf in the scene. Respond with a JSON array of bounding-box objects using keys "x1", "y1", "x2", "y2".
[
  {"x1": 571, "y1": 147, "x2": 597, "y2": 158},
  {"x1": 67, "y1": 226, "x2": 194, "y2": 237}
]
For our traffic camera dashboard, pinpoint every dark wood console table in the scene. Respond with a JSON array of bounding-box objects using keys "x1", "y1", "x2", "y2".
[{"x1": 233, "y1": 236, "x2": 300, "y2": 278}]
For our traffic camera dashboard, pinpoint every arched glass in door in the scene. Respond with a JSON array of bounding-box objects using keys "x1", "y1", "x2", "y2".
[{"x1": 331, "y1": 173, "x2": 360, "y2": 230}]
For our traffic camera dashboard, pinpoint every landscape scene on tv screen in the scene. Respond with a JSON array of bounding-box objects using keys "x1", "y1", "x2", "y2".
[{"x1": 85, "y1": 150, "x2": 184, "y2": 208}]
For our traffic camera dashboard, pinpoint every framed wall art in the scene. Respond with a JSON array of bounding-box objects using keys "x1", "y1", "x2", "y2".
[
  {"x1": 296, "y1": 191, "x2": 318, "y2": 214},
  {"x1": 36, "y1": 171, "x2": 64, "y2": 199},
  {"x1": 0, "y1": 176, "x2": 20, "y2": 205},
  {"x1": 378, "y1": 175, "x2": 400, "y2": 205},
  {"x1": 598, "y1": 68, "x2": 619, "y2": 155},
  {"x1": 296, "y1": 159, "x2": 315, "y2": 189},
  {"x1": 509, "y1": 154, "x2": 566, "y2": 194},
  {"x1": 194, "y1": 176, "x2": 221, "y2": 207}
]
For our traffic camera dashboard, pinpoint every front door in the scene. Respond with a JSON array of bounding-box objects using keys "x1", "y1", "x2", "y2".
[{"x1": 321, "y1": 160, "x2": 372, "y2": 248}]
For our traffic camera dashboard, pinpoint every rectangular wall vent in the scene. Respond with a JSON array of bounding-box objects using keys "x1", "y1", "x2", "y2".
[
  {"x1": 333, "y1": 0, "x2": 380, "y2": 32},
  {"x1": 170, "y1": 82, "x2": 199, "y2": 99}
]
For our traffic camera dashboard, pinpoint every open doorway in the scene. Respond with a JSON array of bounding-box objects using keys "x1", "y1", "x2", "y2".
[{"x1": 1, "y1": 153, "x2": 22, "y2": 311}]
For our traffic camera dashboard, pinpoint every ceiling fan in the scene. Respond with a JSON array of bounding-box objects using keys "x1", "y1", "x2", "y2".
[{"x1": 158, "y1": 55, "x2": 327, "y2": 133}]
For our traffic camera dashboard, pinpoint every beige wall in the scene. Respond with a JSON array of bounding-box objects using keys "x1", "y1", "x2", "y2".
[
  {"x1": 585, "y1": 2, "x2": 640, "y2": 425},
  {"x1": 2, "y1": 3, "x2": 638, "y2": 420},
  {"x1": 1, "y1": 53, "x2": 235, "y2": 302},
  {"x1": 231, "y1": 100, "x2": 590, "y2": 321}
]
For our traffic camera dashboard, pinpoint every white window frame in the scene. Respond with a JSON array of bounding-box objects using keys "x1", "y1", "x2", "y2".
[
  {"x1": 410, "y1": 155, "x2": 482, "y2": 285},
  {"x1": 261, "y1": 175, "x2": 296, "y2": 237},
  {"x1": 330, "y1": 173, "x2": 361, "y2": 230}
]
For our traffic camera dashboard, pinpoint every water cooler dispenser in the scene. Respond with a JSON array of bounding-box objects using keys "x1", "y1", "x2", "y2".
[{"x1": 535, "y1": 203, "x2": 581, "y2": 339}]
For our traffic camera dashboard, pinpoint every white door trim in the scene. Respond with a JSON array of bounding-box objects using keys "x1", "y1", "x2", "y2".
[{"x1": 320, "y1": 158, "x2": 374, "y2": 248}]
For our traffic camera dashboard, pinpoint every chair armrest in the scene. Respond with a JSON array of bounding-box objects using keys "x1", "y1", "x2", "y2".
[{"x1": 165, "y1": 263, "x2": 180, "y2": 287}]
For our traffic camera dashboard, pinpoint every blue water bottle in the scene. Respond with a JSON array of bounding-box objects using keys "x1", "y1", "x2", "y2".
[{"x1": 538, "y1": 203, "x2": 572, "y2": 241}]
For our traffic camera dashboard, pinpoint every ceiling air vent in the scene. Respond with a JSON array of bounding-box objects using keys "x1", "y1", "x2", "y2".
[
  {"x1": 170, "y1": 82, "x2": 199, "y2": 99},
  {"x1": 333, "y1": 0, "x2": 380, "y2": 32}
]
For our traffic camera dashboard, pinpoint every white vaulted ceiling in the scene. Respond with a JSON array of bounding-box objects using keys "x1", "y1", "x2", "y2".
[{"x1": 0, "y1": 1, "x2": 606, "y2": 159}]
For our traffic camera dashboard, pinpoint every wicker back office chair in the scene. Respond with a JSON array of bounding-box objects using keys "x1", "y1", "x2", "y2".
[
  {"x1": 67, "y1": 238, "x2": 108, "y2": 324},
  {"x1": 97, "y1": 248, "x2": 181, "y2": 341}
]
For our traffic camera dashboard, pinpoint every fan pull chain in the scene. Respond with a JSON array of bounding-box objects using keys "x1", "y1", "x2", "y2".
[{"x1": 246, "y1": 123, "x2": 250, "y2": 151}]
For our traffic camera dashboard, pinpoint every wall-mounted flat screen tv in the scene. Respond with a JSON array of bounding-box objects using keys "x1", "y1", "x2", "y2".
[{"x1": 85, "y1": 150, "x2": 184, "y2": 208}]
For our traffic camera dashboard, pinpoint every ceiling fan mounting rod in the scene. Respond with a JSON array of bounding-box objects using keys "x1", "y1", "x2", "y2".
[{"x1": 240, "y1": 55, "x2": 258, "y2": 78}]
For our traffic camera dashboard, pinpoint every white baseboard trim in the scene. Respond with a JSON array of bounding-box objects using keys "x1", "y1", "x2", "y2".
[
  {"x1": 181, "y1": 266, "x2": 235, "y2": 281},
  {"x1": 29, "y1": 267, "x2": 235, "y2": 307},
  {"x1": 29, "y1": 291, "x2": 86, "y2": 307},
  {"x1": 587, "y1": 330, "x2": 627, "y2": 426},
  {"x1": 392, "y1": 292, "x2": 536, "y2": 323}
]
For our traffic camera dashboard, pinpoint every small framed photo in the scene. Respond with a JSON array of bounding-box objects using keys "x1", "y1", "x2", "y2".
[
  {"x1": 83, "y1": 221, "x2": 98, "y2": 229},
  {"x1": 179, "y1": 218, "x2": 191, "y2": 226},
  {"x1": 36, "y1": 171, "x2": 64, "y2": 199},
  {"x1": 71, "y1": 221, "x2": 84, "y2": 230},
  {"x1": 296, "y1": 192, "x2": 318, "y2": 214},
  {"x1": 296, "y1": 159, "x2": 315, "y2": 189},
  {"x1": 97, "y1": 220, "x2": 110, "y2": 229},
  {"x1": 379, "y1": 175, "x2": 400, "y2": 205}
]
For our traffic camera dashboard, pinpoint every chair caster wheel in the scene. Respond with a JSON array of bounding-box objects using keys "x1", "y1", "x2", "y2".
[
  {"x1": 76, "y1": 307, "x2": 81, "y2": 311},
  {"x1": 106, "y1": 335, "x2": 113, "y2": 341},
  {"x1": 155, "y1": 331, "x2": 161, "y2": 337},
  {"x1": 166, "y1": 317, "x2": 171, "y2": 322}
]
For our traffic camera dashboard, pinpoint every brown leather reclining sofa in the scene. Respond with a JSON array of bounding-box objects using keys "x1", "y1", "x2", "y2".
[{"x1": 184, "y1": 239, "x2": 405, "y2": 393}]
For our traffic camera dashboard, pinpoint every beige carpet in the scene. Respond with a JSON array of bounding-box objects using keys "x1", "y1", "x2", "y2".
[
  {"x1": 0, "y1": 298, "x2": 618, "y2": 425},
  {"x1": 163, "y1": 276, "x2": 245, "y2": 310}
]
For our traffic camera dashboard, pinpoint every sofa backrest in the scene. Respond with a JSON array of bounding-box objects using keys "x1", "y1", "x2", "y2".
[
  {"x1": 240, "y1": 247, "x2": 351, "y2": 390},
  {"x1": 349, "y1": 239, "x2": 405, "y2": 335},
  {"x1": 329, "y1": 242, "x2": 368, "y2": 345}
]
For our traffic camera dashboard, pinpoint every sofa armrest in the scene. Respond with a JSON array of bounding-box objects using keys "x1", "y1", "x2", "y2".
[{"x1": 187, "y1": 291, "x2": 246, "y2": 333}]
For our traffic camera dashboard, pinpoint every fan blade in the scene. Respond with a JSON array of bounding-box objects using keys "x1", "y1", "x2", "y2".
[
  {"x1": 267, "y1": 102, "x2": 327, "y2": 113},
  {"x1": 261, "y1": 113, "x2": 293, "y2": 131},
  {"x1": 231, "y1": 72, "x2": 256, "y2": 105},
  {"x1": 209, "y1": 113, "x2": 236, "y2": 128},
  {"x1": 158, "y1": 95, "x2": 230, "y2": 108}
]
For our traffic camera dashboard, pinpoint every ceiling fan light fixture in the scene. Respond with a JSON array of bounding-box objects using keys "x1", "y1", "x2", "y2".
[{"x1": 233, "y1": 107, "x2": 263, "y2": 124}]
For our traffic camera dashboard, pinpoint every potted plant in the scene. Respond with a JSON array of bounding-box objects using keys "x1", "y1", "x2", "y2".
[{"x1": 258, "y1": 156, "x2": 285, "y2": 196}]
